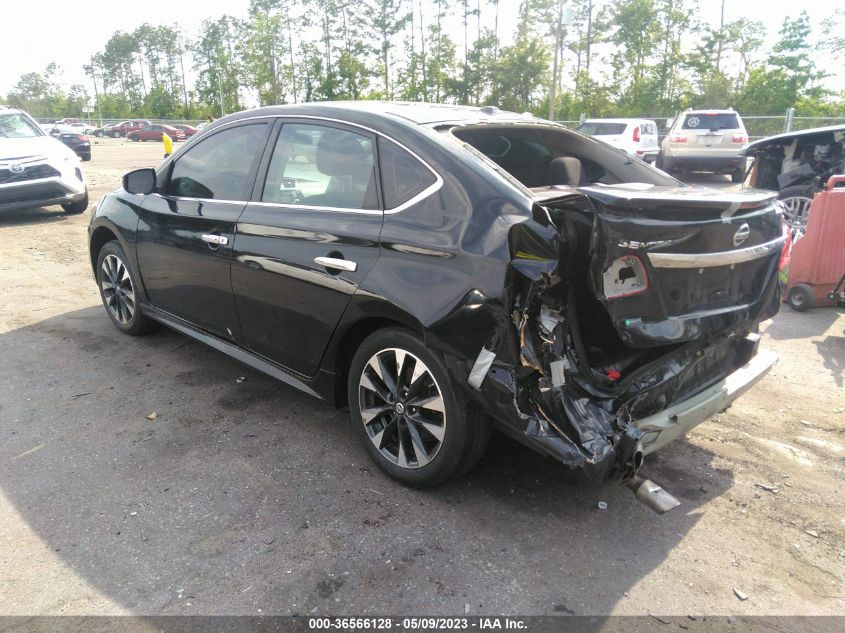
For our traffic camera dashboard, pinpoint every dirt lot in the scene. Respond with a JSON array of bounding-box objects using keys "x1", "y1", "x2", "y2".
[{"x1": 0, "y1": 138, "x2": 843, "y2": 617}]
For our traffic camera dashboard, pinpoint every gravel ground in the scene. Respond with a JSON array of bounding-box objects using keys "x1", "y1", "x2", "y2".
[{"x1": 0, "y1": 138, "x2": 843, "y2": 617}]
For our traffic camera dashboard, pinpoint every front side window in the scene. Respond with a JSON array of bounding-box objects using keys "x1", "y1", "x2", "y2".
[
  {"x1": 167, "y1": 123, "x2": 267, "y2": 201},
  {"x1": 262, "y1": 123, "x2": 377, "y2": 210},
  {"x1": 378, "y1": 137, "x2": 437, "y2": 209}
]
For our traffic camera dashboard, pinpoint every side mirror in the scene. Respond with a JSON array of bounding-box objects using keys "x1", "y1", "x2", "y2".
[{"x1": 123, "y1": 168, "x2": 157, "y2": 195}]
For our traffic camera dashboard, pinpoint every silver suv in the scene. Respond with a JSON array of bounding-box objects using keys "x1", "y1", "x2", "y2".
[
  {"x1": 0, "y1": 106, "x2": 89, "y2": 214},
  {"x1": 657, "y1": 108, "x2": 749, "y2": 182}
]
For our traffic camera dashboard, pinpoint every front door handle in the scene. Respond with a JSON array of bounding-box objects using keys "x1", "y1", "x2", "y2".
[
  {"x1": 314, "y1": 256, "x2": 357, "y2": 272},
  {"x1": 201, "y1": 233, "x2": 229, "y2": 246}
]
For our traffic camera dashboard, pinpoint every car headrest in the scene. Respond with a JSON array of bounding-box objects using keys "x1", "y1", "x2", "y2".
[
  {"x1": 548, "y1": 156, "x2": 584, "y2": 186},
  {"x1": 315, "y1": 131, "x2": 372, "y2": 177}
]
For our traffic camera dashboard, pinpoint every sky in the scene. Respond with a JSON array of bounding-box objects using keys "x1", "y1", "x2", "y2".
[{"x1": 0, "y1": 0, "x2": 842, "y2": 99}]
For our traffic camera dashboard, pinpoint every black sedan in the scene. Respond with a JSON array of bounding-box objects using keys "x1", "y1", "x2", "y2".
[
  {"x1": 42, "y1": 123, "x2": 91, "y2": 161},
  {"x1": 87, "y1": 103, "x2": 784, "y2": 503}
]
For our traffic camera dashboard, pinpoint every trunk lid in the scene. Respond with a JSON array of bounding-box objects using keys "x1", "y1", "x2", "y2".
[{"x1": 536, "y1": 183, "x2": 785, "y2": 347}]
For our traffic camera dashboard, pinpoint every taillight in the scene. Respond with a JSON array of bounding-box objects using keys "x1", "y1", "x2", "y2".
[
  {"x1": 732, "y1": 134, "x2": 748, "y2": 143},
  {"x1": 669, "y1": 133, "x2": 687, "y2": 143},
  {"x1": 632, "y1": 126, "x2": 640, "y2": 142},
  {"x1": 603, "y1": 255, "x2": 649, "y2": 299},
  {"x1": 76, "y1": 134, "x2": 88, "y2": 141}
]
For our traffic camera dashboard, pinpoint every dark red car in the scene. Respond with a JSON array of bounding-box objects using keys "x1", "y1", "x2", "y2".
[
  {"x1": 110, "y1": 120, "x2": 151, "y2": 138},
  {"x1": 127, "y1": 124, "x2": 186, "y2": 143},
  {"x1": 171, "y1": 124, "x2": 199, "y2": 137}
]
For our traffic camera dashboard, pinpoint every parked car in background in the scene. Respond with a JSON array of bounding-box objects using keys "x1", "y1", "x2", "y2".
[
  {"x1": 171, "y1": 124, "x2": 199, "y2": 137},
  {"x1": 575, "y1": 118, "x2": 660, "y2": 163},
  {"x1": 128, "y1": 124, "x2": 186, "y2": 142},
  {"x1": 743, "y1": 124, "x2": 845, "y2": 233},
  {"x1": 658, "y1": 108, "x2": 749, "y2": 182},
  {"x1": 0, "y1": 106, "x2": 88, "y2": 213},
  {"x1": 106, "y1": 120, "x2": 151, "y2": 138},
  {"x1": 88, "y1": 102, "x2": 782, "y2": 502},
  {"x1": 40, "y1": 123, "x2": 91, "y2": 161},
  {"x1": 69, "y1": 122, "x2": 97, "y2": 134},
  {"x1": 91, "y1": 124, "x2": 116, "y2": 137}
]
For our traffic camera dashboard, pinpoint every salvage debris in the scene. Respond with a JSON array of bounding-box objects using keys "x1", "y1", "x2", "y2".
[
  {"x1": 146, "y1": 411, "x2": 157, "y2": 421},
  {"x1": 236, "y1": 376, "x2": 246, "y2": 383},
  {"x1": 804, "y1": 529, "x2": 819, "y2": 538},
  {"x1": 597, "y1": 501, "x2": 608, "y2": 510},
  {"x1": 733, "y1": 588, "x2": 749, "y2": 601},
  {"x1": 755, "y1": 483, "x2": 779, "y2": 494}
]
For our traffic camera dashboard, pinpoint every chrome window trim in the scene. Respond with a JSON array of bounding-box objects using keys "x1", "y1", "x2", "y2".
[
  {"x1": 647, "y1": 232, "x2": 787, "y2": 269},
  {"x1": 148, "y1": 192, "x2": 245, "y2": 206},
  {"x1": 159, "y1": 113, "x2": 443, "y2": 215}
]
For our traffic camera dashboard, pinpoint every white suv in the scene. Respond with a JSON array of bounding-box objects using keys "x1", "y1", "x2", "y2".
[
  {"x1": 0, "y1": 106, "x2": 88, "y2": 214},
  {"x1": 658, "y1": 108, "x2": 749, "y2": 182},
  {"x1": 576, "y1": 118, "x2": 660, "y2": 163}
]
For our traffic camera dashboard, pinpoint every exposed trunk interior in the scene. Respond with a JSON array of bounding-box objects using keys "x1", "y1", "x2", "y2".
[{"x1": 456, "y1": 122, "x2": 784, "y2": 414}]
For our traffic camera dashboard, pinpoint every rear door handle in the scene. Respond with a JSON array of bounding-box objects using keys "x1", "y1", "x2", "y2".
[
  {"x1": 314, "y1": 256, "x2": 357, "y2": 272},
  {"x1": 201, "y1": 234, "x2": 229, "y2": 246}
]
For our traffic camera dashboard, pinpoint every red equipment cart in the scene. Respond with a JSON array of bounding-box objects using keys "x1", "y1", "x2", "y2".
[{"x1": 785, "y1": 175, "x2": 845, "y2": 311}]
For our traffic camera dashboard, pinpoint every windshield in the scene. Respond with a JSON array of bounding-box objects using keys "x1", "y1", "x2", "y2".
[
  {"x1": 682, "y1": 113, "x2": 740, "y2": 131},
  {"x1": 576, "y1": 122, "x2": 627, "y2": 136},
  {"x1": 0, "y1": 113, "x2": 44, "y2": 139}
]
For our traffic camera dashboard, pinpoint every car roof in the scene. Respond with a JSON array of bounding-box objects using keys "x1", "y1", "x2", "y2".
[
  {"x1": 681, "y1": 109, "x2": 738, "y2": 115},
  {"x1": 222, "y1": 101, "x2": 539, "y2": 129}
]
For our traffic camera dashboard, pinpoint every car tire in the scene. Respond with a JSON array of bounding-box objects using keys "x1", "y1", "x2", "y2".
[
  {"x1": 787, "y1": 283, "x2": 815, "y2": 312},
  {"x1": 95, "y1": 131, "x2": 103, "y2": 137},
  {"x1": 731, "y1": 167, "x2": 746, "y2": 184},
  {"x1": 129, "y1": 134, "x2": 139, "y2": 142},
  {"x1": 96, "y1": 241, "x2": 158, "y2": 335},
  {"x1": 81, "y1": 153, "x2": 91, "y2": 162},
  {"x1": 347, "y1": 327, "x2": 490, "y2": 488},
  {"x1": 656, "y1": 153, "x2": 670, "y2": 172},
  {"x1": 61, "y1": 189, "x2": 89, "y2": 214},
  {"x1": 112, "y1": 130, "x2": 121, "y2": 138}
]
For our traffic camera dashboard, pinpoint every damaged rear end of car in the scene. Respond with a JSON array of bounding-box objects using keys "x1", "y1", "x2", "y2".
[{"x1": 433, "y1": 123, "x2": 786, "y2": 502}]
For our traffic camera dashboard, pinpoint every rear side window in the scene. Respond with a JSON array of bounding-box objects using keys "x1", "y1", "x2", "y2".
[
  {"x1": 682, "y1": 113, "x2": 740, "y2": 131},
  {"x1": 378, "y1": 138, "x2": 437, "y2": 209},
  {"x1": 577, "y1": 122, "x2": 627, "y2": 136},
  {"x1": 167, "y1": 123, "x2": 267, "y2": 201}
]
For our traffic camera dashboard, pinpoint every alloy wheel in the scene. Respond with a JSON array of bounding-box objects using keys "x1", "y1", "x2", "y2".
[
  {"x1": 358, "y1": 348, "x2": 446, "y2": 469},
  {"x1": 781, "y1": 195, "x2": 812, "y2": 233},
  {"x1": 100, "y1": 254, "x2": 136, "y2": 325}
]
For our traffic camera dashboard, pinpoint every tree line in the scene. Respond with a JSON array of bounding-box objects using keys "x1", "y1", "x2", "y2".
[{"x1": 3, "y1": 1, "x2": 844, "y2": 122}]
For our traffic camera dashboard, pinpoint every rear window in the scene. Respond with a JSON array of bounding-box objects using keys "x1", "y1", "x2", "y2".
[
  {"x1": 576, "y1": 122, "x2": 627, "y2": 136},
  {"x1": 682, "y1": 113, "x2": 740, "y2": 131},
  {"x1": 452, "y1": 125, "x2": 677, "y2": 188}
]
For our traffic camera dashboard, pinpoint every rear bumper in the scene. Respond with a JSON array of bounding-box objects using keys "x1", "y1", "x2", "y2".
[
  {"x1": 635, "y1": 347, "x2": 778, "y2": 454},
  {"x1": 665, "y1": 155, "x2": 746, "y2": 171}
]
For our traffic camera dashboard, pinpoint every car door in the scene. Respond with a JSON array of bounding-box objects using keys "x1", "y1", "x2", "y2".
[
  {"x1": 230, "y1": 119, "x2": 383, "y2": 376},
  {"x1": 135, "y1": 120, "x2": 272, "y2": 341}
]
